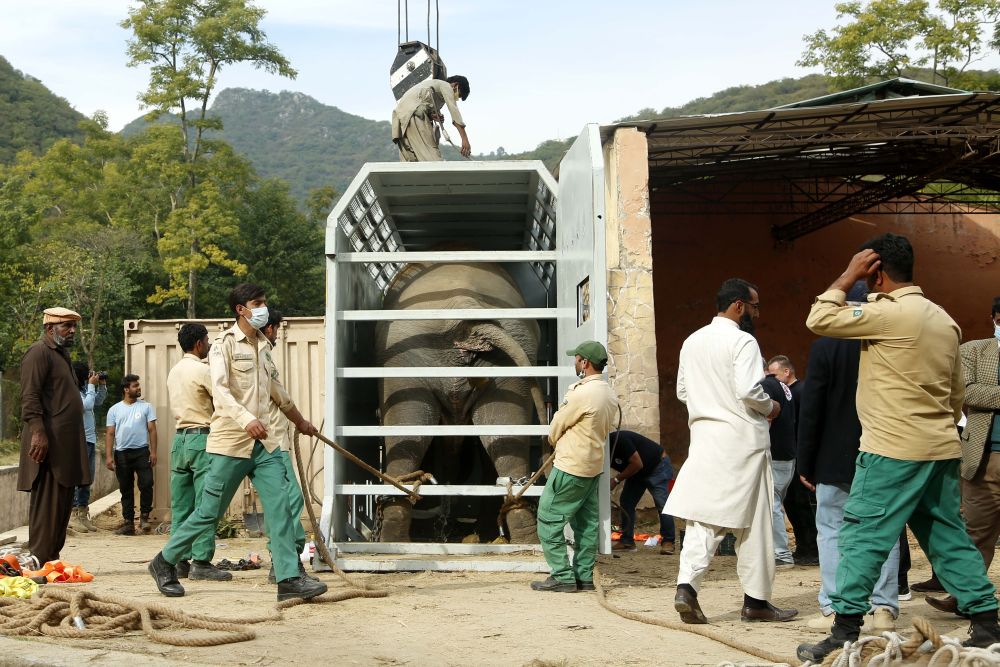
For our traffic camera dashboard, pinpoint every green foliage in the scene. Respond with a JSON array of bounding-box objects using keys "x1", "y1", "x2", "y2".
[
  {"x1": 121, "y1": 0, "x2": 296, "y2": 317},
  {"x1": 799, "y1": 0, "x2": 1000, "y2": 88},
  {"x1": 0, "y1": 439, "x2": 19, "y2": 466},
  {"x1": 0, "y1": 56, "x2": 85, "y2": 164}
]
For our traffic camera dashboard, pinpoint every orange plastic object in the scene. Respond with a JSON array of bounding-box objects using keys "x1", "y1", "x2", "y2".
[{"x1": 24, "y1": 560, "x2": 94, "y2": 583}]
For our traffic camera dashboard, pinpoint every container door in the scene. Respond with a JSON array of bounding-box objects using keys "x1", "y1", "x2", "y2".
[{"x1": 555, "y1": 124, "x2": 612, "y2": 553}]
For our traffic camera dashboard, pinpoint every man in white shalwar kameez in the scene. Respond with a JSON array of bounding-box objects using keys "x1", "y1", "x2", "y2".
[{"x1": 666, "y1": 278, "x2": 798, "y2": 624}]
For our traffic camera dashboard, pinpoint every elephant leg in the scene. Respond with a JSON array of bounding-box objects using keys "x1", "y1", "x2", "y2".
[
  {"x1": 379, "y1": 380, "x2": 440, "y2": 542},
  {"x1": 472, "y1": 378, "x2": 538, "y2": 544}
]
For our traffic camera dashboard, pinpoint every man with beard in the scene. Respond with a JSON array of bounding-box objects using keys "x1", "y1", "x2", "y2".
[
  {"x1": 18, "y1": 307, "x2": 89, "y2": 564},
  {"x1": 667, "y1": 278, "x2": 797, "y2": 624}
]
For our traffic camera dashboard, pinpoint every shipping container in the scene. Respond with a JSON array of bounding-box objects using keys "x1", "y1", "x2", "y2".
[{"x1": 122, "y1": 317, "x2": 325, "y2": 525}]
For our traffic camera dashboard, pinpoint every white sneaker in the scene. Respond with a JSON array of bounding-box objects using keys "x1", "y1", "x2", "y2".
[{"x1": 870, "y1": 607, "x2": 895, "y2": 632}]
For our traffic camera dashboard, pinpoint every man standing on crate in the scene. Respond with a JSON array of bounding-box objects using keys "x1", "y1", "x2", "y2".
[
  {"x1": 392, "y1": 75, "x2": 472, "y2": 161},
  {"x1": 666, "y1": 278, "x2": 798, "y2": 624},
  {"x1": 165, "y1": 322, "x2": 231, "y2": 582},
  {"x1": 531, "y1": 341, "x2": 619, "y2": 593},
  {"x1": 148, "y1": 284, "x2": 325, "y2": 602}
]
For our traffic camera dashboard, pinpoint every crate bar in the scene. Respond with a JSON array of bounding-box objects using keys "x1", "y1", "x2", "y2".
[
  {"x1": 336, "y1": 366, "x2": 574, "y2": 378},
  {"x1": 336, "y1": 308, "x2": 564, "y2": 321},
  {"x1": 332, "y1": 542, "x2": 546, "y2": 555},
  {"x1": 336, "y1": 484, "x2": 544, "y2": 497},
  {"x1": 326, "y1": 558, "x2": 550, "y2": 573},
  {"x1": 335, "y1": 425, "x2": 550, "y2": 437},
  {"x1": 335, "y1": 251, "x2": 558, "y2": 263}
]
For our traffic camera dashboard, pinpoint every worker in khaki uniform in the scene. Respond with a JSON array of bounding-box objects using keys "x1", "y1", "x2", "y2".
[
  {"x1": 259, "y1": 310, "x2": 315, "y2": 584},
  {"x1": 165, "y1": 322, "x2": 231, "y2": 582},
  {"x1": 149, "y1": 284, "x2": 326, "y2": 602},
  {"x1": 531, "y1": 341, "x2": 618, "y2": 593},
  {"x1": 391, "y1": 75, "x2": 471, "y2": 161},
  {"x1": 798, "y1": 234, "x2": 1000, "y2": 662}
]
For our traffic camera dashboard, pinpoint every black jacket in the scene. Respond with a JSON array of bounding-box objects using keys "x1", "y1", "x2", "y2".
[
  {"x1": 796, "y1": 337, "x2": 862, "y2": 485},
  {"x1": 762, "y1": 375, "x2": 796, "y2": 461}
]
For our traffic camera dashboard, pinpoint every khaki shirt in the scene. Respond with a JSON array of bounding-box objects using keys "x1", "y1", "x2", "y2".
[
  {"x1": 207, "y1": 324, "x2": 295, "y2": 458},
  {"x1": 549, "y1": 375, "x2": 619, "y2": 477},
  {"x1": 266, "y1": 361, "x2": 295, "y2": 452},
  {"x1": 391, "y1": 79, "x2": 465, "y2": 143},
  {"x1": 806, "y1": 286, "x2": 964, "y2": 461},
  {"x1": 166, "y1": 353, "x2": 213, "y2": 429}
]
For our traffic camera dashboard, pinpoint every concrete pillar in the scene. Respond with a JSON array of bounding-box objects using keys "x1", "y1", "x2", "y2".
[{"x1": 603, "y1": 128, "x2": 661, "y2": 442}]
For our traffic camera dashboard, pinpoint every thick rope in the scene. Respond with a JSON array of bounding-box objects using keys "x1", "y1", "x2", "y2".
[
  {"x1": 292, "y1": 432, "x2": 388, "y2": 598},
  {"x1": 802, "y1": 615, "x2": 1000, "y2": 667},
  {"x1": 593, "y1": 567, "x2": 801, "y2": 666},
  {"x1": 0, "y1": 588, "x2": 275, "y2": 645}
]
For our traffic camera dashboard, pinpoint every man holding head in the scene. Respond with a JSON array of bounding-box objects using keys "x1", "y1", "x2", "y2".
[
  {"x1": 667, "y1": 278, "x2": 797, "y2": 624},
  {"x1": 148, "y1": 284, "x2": 326, "y2": 602},
  {"x1": 165, "y1": 323, "x2": 231, "y2": 581},
  {"x1": 798, "y1": 234, "x2": 1000, "y2": 661},
  {"x1": 531, "y1": 341, "x2": 619, "y2": 593},
  {"x1": 18, "y1": 307, "x2": 89, "y2": 564}
]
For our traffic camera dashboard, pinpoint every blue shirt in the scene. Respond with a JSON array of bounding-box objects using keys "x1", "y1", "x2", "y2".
[
  {"x1": 106, "y1": 400, "x2": 156, "y2": 451},
  {"x1": 80, "y1": 384, "x2": 108, "y2": 444}
]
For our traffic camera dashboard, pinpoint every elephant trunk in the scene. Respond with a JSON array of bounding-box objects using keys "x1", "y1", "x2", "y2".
[{"x1": 463, "y1": 322, "x2": 549, "y2": 428}]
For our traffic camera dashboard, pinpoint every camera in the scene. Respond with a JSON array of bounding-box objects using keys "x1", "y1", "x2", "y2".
[{"x1": 97, "y1": 371, "x2": 108, "y2": 381}]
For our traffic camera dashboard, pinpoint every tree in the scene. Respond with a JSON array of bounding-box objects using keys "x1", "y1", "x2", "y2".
[
  {"x1": 121, "y1": 0, "x2": 296, "y2": 316},
  {"x1": 799, "y1": 0, "x2": 1000, "y2": 88}
]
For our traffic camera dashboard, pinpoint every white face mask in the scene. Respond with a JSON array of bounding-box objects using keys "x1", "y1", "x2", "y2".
[
  {"x1": 245, "y1": 306, "x2": 269, "y2": 330},
  {"x1": 994, "y1": 323, "x2": 1000, "y2": 342}
]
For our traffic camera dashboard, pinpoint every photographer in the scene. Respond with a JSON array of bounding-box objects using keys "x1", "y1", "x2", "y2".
[{"x1": 70, "y1": 363, "x2": 107, "y2": 533}]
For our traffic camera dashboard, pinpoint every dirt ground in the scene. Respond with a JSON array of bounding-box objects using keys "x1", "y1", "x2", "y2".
[{"x1": 0, "y1": 505, "x2": 987, "y2": 667}]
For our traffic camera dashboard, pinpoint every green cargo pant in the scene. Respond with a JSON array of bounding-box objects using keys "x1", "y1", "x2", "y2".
[
  {"x1": 264, "y1": 450, "x2": 307, "y2": 557},
  {"x1": 163, "y1": 442, "x2": 301, "y2": 583},
  {"x1": 537, "y1": 468, "x2": 600, "y2": 584},
  {"x1": 169, "y1": 433, "x2": 215, "y2": 562},
  {"x1": 832, "y1": 453, "x2": 998, "y2": 616}
]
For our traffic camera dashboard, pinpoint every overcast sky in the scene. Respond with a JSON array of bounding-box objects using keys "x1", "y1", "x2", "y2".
[{"x1": 5, "y1": 1, "x2": 998, "y2": 154}]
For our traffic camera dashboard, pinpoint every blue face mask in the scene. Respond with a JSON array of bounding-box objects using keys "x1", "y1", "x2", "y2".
[
  {"x1": 994, "y1": 323, "x2": 1000, "y2": 342},
  {"x1": 245, "y1": 306, "x2": 269, "y2": 330}
]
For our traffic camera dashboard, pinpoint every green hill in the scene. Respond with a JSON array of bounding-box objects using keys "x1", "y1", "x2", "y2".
[
  {"x1": 0, "y1": 56, "x2": 85, "y2": 163},
  {"x1": 122, "y1": 88, "x2": 399, "y2": 202}
]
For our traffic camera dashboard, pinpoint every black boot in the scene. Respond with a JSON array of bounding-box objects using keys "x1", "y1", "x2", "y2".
[
  {"x1": 797, "y1": 613, "x2": 862, "y2": 662},
  {"x1": 964, "y1": 609, "x2": 1000, "y2": 648},
  {"x1": 176, "y1": 560, "x2": 190, "y2": 579},
  {"x1": 148, "y1": 552, "x2": 184, "y2": 597},
  {"x1": 276, "y1": 575, "x2": 327, "y2": 602},
  {"x1": 190, "y1": 560, "x2": 234, "y2": 581},
  {"x1": 269, "y1": 561, "x2": 318, "y2": 584}
]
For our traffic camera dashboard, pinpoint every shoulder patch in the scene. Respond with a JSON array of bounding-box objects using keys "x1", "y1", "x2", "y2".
[{"x1": 852, "y1": 308, "x2": 863, "y2": 317}]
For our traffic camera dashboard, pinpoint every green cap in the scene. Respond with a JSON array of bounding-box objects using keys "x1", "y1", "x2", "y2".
[{"x1": 566, "y1": 340, "x2": 608, "y2": 365}]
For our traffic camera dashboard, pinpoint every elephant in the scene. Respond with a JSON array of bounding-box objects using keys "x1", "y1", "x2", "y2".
[{"x1": 374, "y1": 260, "x2": 548, "y2": 543}]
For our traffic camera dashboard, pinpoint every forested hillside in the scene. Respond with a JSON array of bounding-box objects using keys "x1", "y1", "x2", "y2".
[
  {"x1": 0, "y1": 56, "x2": 84, "y2": 163},
  {"x1": 122, "y1": 88, "x2": 399, "y2": 202}
]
